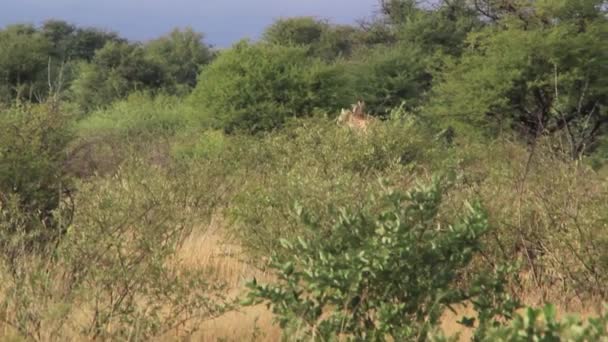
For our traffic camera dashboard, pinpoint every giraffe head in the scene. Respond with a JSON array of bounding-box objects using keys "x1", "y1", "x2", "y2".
[{"x1": 337, "y1": 101, "x2": 374, "y2": 131}]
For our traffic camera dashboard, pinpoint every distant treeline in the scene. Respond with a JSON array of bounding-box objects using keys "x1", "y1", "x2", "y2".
[
  {"x1": 0, "y1": 0, "x2": 606, "y2": 157},
  {"x1": 0, "y1": 21, "x2": 212, "y2": 108}
]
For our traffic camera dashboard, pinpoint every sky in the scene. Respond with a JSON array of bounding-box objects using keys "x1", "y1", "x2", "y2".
[{"x1": 0, "y1": 0, "x2": 381, "y2": 47}]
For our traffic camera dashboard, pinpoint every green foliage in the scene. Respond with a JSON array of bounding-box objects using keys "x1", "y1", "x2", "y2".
[
  {"x1": 432, "y1": 2, "x2": 607, "y2": 156},
  {"x1": 227, "y1": 117, "x2": 436, "y2": 256},
  {"x1": 70, "y1": 27, "x2": 212, "y2": 110},
  {"x1": 0, "y1": 25, "x2": 51, "y2": 103},
  {"x1": 397, "y1": 0, "x2": 481, "y2": 56},
  {"x1": 171, "y1": 129, "x2": 229, "y2": 161},
  {"x1": 263, "y1": 17, "x2": 360, "y2": 60},
  {"x1": 70, "y1": 41, "x2": 166, "y2": 111},
  {"x1": 41, "y1": 20, "x2": 123, "y2": 61},
  {"x1": 378, "y1": 0, "x2": 420, "y2": 26},
  {"x1": 69, "y1": 92, "x2": 203, "y2": 178},
  {"x1": 77, "y1": 92, "x2": 197, "y2": 137},
  {"x1": 189, "y1": 41, "x2": 353, "y2": 133},
  {"x1": 144, "y1": 27, "x2": 213, "y2": 89},
  {"x1": 263, "y1": 17, "x2": 327, "y2": 47},
  {"x1": 0, "y1": 21, "x2": 124, "y2": 105},
  {"x1": 0, "y1": 102, "x2": 73, "y2": 254},
  {"x1": 0, "y1": 161, "x2": 228, "y2": 340},
  {"x1": 315, "y1": 24, "x2": 362, "y2": 60},
  {"x1": 246, "y1": 180, "x2": 518, "y2": 340},
  {"x1": 481, "y1": 304, "x2": 608, "y2": 341},
  {"x1": 350, "y1": 44, "x2": 431, "y2": 116}
]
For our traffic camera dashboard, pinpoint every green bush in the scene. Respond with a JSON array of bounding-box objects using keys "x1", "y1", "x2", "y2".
[
  {"x1": 188, "y1": 41, "x2": 353, "y2": 133},
  {"x1": 245, "y1": 180, "x2": 519, "y2": 340},
  {"x1": 0, "y1": 102, "x2": 73, "y2": 256},
  {"x1": 171, "y1": 129, "x2": 230, "y2": 161},
  {"x1": 0, "y1": 25, "x2": 51, "y2": 103},
  {"x1": 263, "y1": 17, "x2": 327, "y2": 47},
  {"x1": 76, "y1": 92, "x2": 197, "y2": 138},
  {"x1": 228, "y1": 117, "x2": 435, "y2": 256},
  {"x1": 263, "y1": 17, "x2": 360, "y2": 61},
  {"x1": 70, "y1": 41, "x2": 166, "y2": 111},
  {"x1": 144, "y1": 27, "x2": 213, "y2": 89},
  {"x1": 68, "y1": 93, "x2": 194, "y2": 178},
  {"x1": 430, "y1": 2, "x2": 608, "y2": 156},
  {"x1": 349, "y1": 44, "x2": 431, "y2": 116},
  {"x1": 479, "y1": 304, "x2": 608, "y2": 341}
]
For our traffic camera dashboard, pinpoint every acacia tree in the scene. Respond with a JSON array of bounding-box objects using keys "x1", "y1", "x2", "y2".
[
  {"x1": 189, "y1": 41, "x2": 353, "y2": 133},
  {"x1": 144, "y1": 27, "x2": 213, "y2": 89},
  {"x1": 70, "y1": 41, "x2": 166, "y2": 110},
  {"x1": 0, "y1": 25, "x2": 51, "y2": 102},
  {"x1": 432, "y1": 0, "x2": 607, "y2": 157},
  {"x1": 41, "y1": 20, "x2": 123, "y2": 62},
  {"x1": 263, "y1": 17, "x2": 361, "y2": 60}
]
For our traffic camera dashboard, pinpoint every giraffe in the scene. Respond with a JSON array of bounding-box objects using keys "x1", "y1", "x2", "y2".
[{"x1": 336, "y1": 101, "x2": 375, "y2": 132}]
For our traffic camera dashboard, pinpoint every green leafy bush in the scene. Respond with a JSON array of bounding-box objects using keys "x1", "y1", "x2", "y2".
[
  {"x1": 0, "y1": 25, "x2": 51, "y2": 103},
  {"x1": 431, "y1": 2, "x2": 608, "y2": 156},
  {"x1": 189, "y1": 41, "x2": 353, "y2": 133},
  {"x1": 350, "y1": 44, "x2": 431, "y2": 116},
  {"x1": 144, "y1": 27, "x2": 213, "y2": 90},
  {"x1": 69, "y1": 92, "x2": 202, "y2": 177},
  {"x1": 70, "y1": 41, "x2": 166, "y2": 111},
  {"x1": 263, "y1": 17, "x2": 360, "y2": 61},
  {"x1": 171, "y1": 129, "x2": 230, "y2": 161},
  {"x1": 0, "y1": 102, "x2": 73, "y2": 256},
  {"x1": 263, "y1": 17, "x2": 327, "y2": 47},
  {"x1": 77, "y1": 92, "x2": 197, "y2": 137},
  {"x1": 228, "y1": 117, "x2": 435, "y2": 255},
  {"x1": 480, "y1": 304, "x2": 608, "y2": 341},
  {"x1": 245, "y1": 180, "x2": 519, "y2": 340}
]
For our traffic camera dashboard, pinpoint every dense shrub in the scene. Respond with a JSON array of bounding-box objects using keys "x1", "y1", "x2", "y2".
[
  {"x1": 431, "y1": 2, "x2": 608, "y2": 156},
  {"x1": 479, "y1": 304, "x2": 608, "y2": 341},
  {"x1": 428, "y1": 137, "x2": 608, "y2": 304},
  {"x1": 41, "y1": 20, "x2": 124, "y2": 62},
  {"x1": 68, "y1": 92, "x2": 202, "y2": 177},
  {"x1": 144, "y1": 27, "x2": 213, "y2": 90},
  {"x1": 70, "y1": 41, "x2": 167, "y2": 111},
  {"x1": 227, "y1": 117, "x2": 437, "y2": 255},
  {"x1": 246, "y1": 180, "x2": 520, "y2": 340},
  {"x1": 263, "y1": 17, "x2": 327, "y2": 47},
  {"x1": 0, "y1": 25, "x2": 51, "y2": 103},
  {"x1": 396, "y1": 0, "x2": 481, "y2": 56},
  {"x1": 77, "y1": 92, "x2": 197, "y2": 137},
  {"x1": 189, "y1": 41, "x2": 353, "y2": 133},
  {"x1": 349, "y1": 44, "x2": 431, "y2": 116},
  {"x1": 171, "y1": 129, "x2": 230, "y2": 161},
  {"x1": 0, "y1": 102, "x2": 73, "y2": 256},
  {"x1": 263, "y1": 17, "x2": 361, "y2": 60},
  {"x1": 0, "y1": 161, "x2": 228, "y2": 340}
]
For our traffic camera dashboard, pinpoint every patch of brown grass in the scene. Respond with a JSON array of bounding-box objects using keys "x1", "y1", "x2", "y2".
[
  {"x1": 174, "y1": 214, "x2": 605, "y2": 341},
  {"x1": 174, "y1": 221, "x2": 281, "y2": 341}
]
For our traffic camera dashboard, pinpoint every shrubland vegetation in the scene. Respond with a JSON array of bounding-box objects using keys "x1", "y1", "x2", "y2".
[{"x1": 1, "y1": 0, "x2": 607, "y2": 340}]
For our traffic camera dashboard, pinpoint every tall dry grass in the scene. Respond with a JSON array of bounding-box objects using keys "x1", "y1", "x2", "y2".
[{"x1": 441, "y1": 137, "x2": 608, "y2": 309}]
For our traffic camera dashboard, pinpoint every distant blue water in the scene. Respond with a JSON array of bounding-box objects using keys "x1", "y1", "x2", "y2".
[{"x1": 0, "y1": 0, "x2": 380, "y2": 47}]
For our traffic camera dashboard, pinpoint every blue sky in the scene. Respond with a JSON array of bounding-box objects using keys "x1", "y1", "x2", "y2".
[{"x1": 0, "y1": 0, "x2": 381, "y2": 47}]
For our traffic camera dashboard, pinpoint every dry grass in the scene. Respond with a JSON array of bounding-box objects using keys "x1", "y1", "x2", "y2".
[
  {"x1": 172, "y1": 223, "x2": 468, "y2": 341},
  {"x1": 174, "y1": 221, "x2": 281, "y2": 341},
  {"x1": 173, "y1": 214, "x2": 605, "y2": 341},
  {"x1": 1, "y1": 216, "x2": 603, "y2": 341}
]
